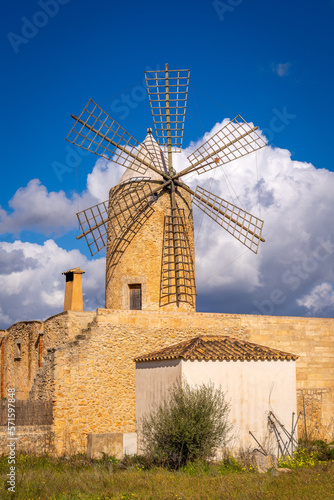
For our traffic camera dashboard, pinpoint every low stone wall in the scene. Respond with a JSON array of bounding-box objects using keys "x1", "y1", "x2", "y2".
[
  {"x1": 87, "y1": 432, "x2": 137, "y2": 460},
  {"x1": 0, "y1": 400, "x2": 53, "y2": 426},
  {"x1": 0, "y1": 425, "x2": 54, "y2": 455}
]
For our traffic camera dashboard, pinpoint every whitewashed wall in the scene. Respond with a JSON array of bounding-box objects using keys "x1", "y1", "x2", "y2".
[
  {"x1": 136, "y1": 359, "x2": 181, "y2": 426},
  {"x1": 183, "y1": 359, "x2": 297, "y2": 448},
  {"x1": 135, "y1": 358, "x2": 297, "y2": 450}
]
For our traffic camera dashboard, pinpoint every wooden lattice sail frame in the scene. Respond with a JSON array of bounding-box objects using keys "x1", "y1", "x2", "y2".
[{"x1": 66, "y1": 64, "x2": 267, "y2": 308}]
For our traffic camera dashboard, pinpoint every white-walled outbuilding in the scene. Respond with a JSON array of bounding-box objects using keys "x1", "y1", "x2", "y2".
[{"x1": 135, "y1": 336, "x2": 298, "y2": 451}]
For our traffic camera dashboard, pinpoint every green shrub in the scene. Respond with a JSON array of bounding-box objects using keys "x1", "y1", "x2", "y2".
[
  {"x1": 278, "y1": 447, "x2": 319, "y2": 468},
  {"x1": 140, "y1": 380, "x2": 231, "y2": 469},
  {"x1": 298, "y1": 439, "x2": 334, "y2": 461},
  {"x1": 276, "y1": 438, "x2": 334, "y2": 469}
]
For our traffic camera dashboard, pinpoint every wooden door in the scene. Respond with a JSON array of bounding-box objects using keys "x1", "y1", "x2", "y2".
[{"x1": 129, "y1": 284, "x2": 142, "y2": 310}]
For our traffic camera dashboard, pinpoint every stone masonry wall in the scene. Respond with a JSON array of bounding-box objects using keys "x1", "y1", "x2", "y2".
[
  {"x1": 43, "y1": 311, "x2": 96, "y2": 351},
  {"x1": 1, "y1": 311, "x2": 96, "y2": 401},
  {"x1": 42, "y1": 308, "x2": 334, "y2": 455},
  {"x1": 0, "y1": 426, "x2": 54, "y2": 454},
  {"x1": 1, "y1": 308, "x2": 332, "y2": 455},
  {"x1": 29, "y1": 349, "x2": 56, "y2": 402},
  {"x1": 2, "y1": 321, "x2": 43, "y2": 400},
  {"x1": 0, "y1": 312, "x2": 96, "y2": 455}
]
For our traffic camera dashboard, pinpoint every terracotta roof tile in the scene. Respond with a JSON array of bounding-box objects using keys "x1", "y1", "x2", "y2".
[{"x1": 134, "y1": 336, "x2": 298, "y2": 362}]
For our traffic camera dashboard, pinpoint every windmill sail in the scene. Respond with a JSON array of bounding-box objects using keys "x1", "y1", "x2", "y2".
[
  {"x1": 66, "y1": 99, "x2": 157, "y2": 175},
  {"x1": 160, "y1": 207, "x2": 196, "y2": 306},
  {"x1": 185, "y1": 115, "x2": 267, "y2": 176},
  {"x1": 145, "y1": 66, "x2": 190, "y2": 153},
  {"x1": 193, "y1": 185, "x2": 264, "y2": 254},
  {"x1": 107, "y1": 181, "x2": 156, "y2": 237},
  {"x1": 77, "y1": 200, "x2": 109, "y2": 256},
  {"x1": 77, "y1": 181, "x2": 156, "y2": 256}
]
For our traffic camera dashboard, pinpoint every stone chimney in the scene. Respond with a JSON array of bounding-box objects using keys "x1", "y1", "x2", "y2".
[{"x1": 62, "y1": 267, "x2": 85, "y2": 312}]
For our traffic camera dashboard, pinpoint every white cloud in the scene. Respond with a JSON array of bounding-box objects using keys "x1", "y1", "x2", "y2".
[
  {"x1": 0, "y1": 179, "x2": 77, "y2": 236},
  {"x1": 297, "y1": 282, "x2": 334, "y2": 313},
  {"x1": 0, "y1": 240, "x2": 105, "y2": 328},
  {"x1": 0, "y1": 159, "x2": 124, "y2": 237},
  {"x1": 86, "y1": 158, "x2": 123, "y2": 201},
  {"x1": 272, "y1": 62, "x2": 291, "y2": 77}
]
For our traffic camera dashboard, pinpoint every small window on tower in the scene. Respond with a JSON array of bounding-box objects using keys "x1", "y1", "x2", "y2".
[
  {"x1": 15, "y1": 340, "x2": 22, "y2": 360},
  {"x1": 129, "y1": 284, "x2": 142, "y2": 310}
]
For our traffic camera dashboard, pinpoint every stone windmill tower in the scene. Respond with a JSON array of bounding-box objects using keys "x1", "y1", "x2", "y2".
[
  {"x1": 104, "y1": 128, "x2": 195, "y2": 312},
  {"x1": 66, "y1": 65, "x2": 267, "y2": 312}
]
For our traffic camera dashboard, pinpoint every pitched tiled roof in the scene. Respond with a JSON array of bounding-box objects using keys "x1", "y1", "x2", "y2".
[{"x1": 134, "y1": 336, "x2": 298, "y2": 362}]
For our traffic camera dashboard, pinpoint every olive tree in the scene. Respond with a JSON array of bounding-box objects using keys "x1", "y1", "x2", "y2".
[{"x1": 140, "y1": 379, "x2": 232, "y2": 468}]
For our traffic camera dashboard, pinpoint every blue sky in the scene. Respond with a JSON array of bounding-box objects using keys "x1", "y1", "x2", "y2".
[{"x1": 0, "y1": 0, "x2": 334, "y2": 328}]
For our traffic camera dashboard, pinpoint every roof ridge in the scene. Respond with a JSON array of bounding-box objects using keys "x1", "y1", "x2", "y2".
[{"x1": 134, "y1": 335, "x2": 299, "y2": 363}]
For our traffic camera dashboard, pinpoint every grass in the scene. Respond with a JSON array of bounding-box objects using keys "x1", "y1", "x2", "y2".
[{"x1": 0, "y1": 453, "x2": 333, "y2": 500}]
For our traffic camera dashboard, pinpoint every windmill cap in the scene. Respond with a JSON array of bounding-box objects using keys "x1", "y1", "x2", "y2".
[{"x1": 147, "y1": 127, "x2": 152, "y2": 134}]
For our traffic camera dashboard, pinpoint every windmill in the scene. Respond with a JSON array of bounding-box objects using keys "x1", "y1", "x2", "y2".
[{"x1": 66, "y1": 64, "x2": 267, "y2": 311}]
